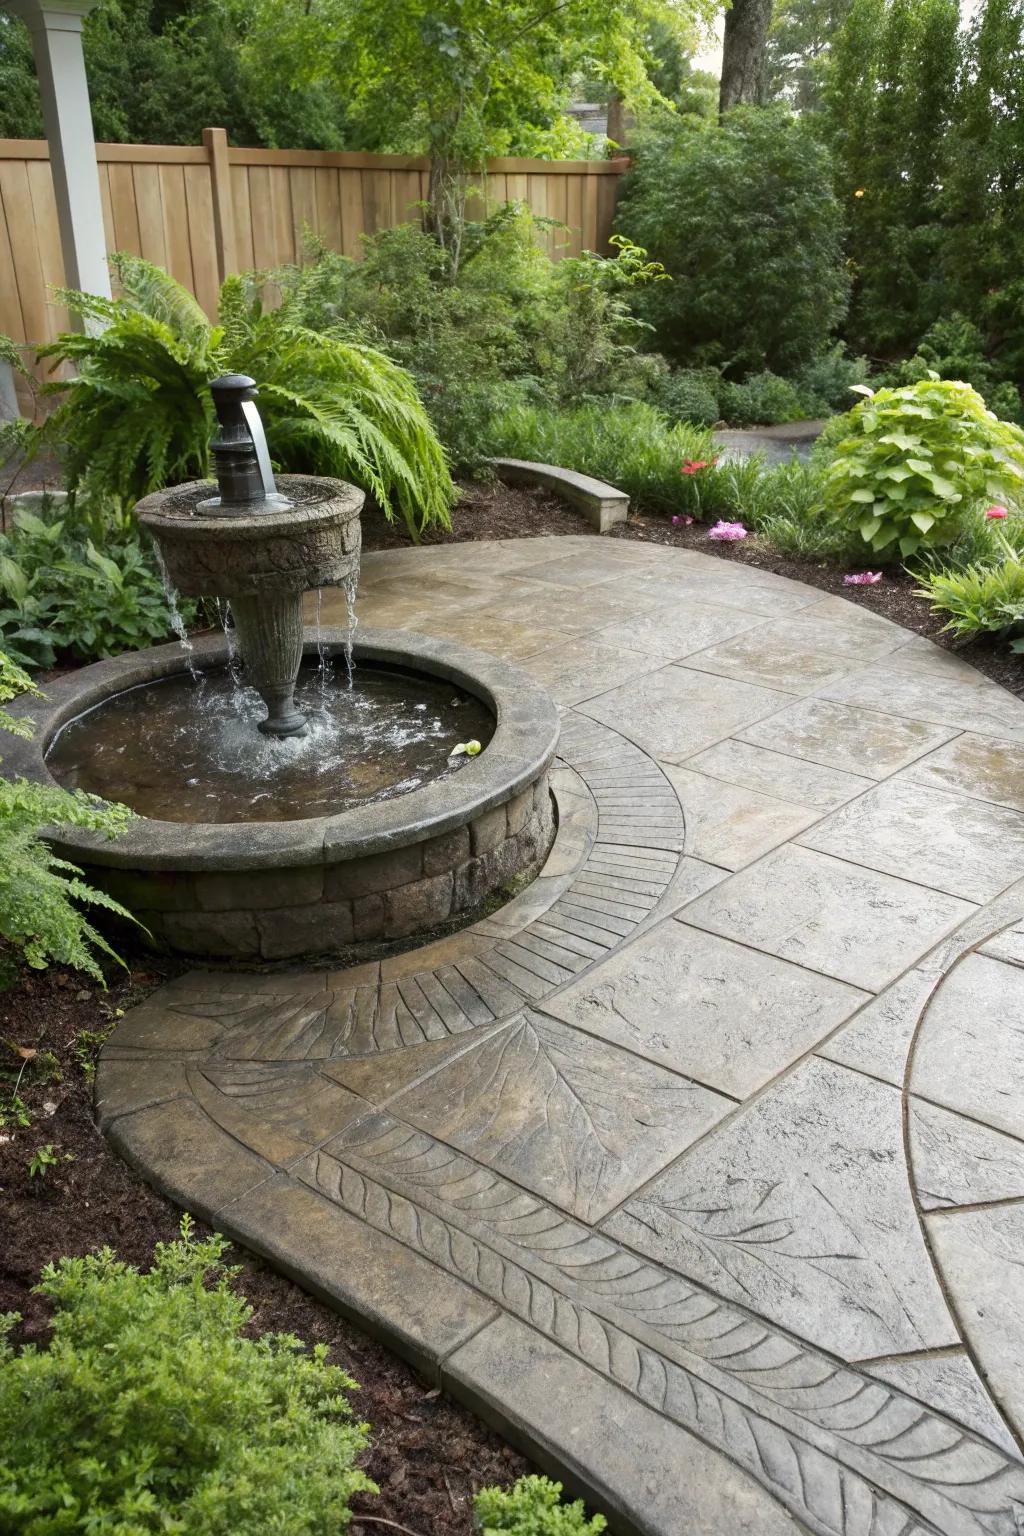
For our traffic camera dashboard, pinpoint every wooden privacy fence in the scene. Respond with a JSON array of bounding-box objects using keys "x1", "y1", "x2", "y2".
[{"x1": 1, "y1": 128, "x2": 627, "y2": 395}]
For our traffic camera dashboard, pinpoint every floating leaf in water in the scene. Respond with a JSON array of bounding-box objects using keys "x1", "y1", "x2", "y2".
[{"x1": 449, "y1": 739, "x2": 483, "y2": 758}]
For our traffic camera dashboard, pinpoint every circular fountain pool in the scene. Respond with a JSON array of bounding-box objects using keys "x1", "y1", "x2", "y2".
[
  {"x1": 7, "y1": 629, "x2": 559, "y2": 962},
  {"x1": 47, "y1": 663, "x2": 496, "y2": 823}
]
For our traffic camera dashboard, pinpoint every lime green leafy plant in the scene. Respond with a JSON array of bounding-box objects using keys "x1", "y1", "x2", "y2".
[
  {"x1": 0, "y1": 1216, "x2": 375, "y2": 1533},
  {"x1": 823, "y1": 376, "x2": 1024, "y2": 560},
  {"x1": 31, "y1": 254, "x2": 454, "y2": 541},
  {"x1": 0, "y1": 651, "x2": 136, "y2": 985},
  {"x1": 475, "y1": 1474, "x2": 607, "y2": 1534}
]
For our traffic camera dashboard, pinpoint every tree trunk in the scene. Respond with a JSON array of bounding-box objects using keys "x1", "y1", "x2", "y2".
[{"x1": 719, "y1": 0, "x2": 774, "y2": 113}]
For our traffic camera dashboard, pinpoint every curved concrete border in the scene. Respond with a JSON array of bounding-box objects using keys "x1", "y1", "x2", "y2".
[
  {"x1": 6, "y1": 626, "x2": 559, "y2": 872},
  {"x1": 489, "y1": 457, "x2": 629, "y2": 533}
]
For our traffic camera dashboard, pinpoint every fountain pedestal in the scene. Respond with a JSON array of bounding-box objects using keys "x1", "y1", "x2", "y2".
[{"x1": 135, "y1": 474, "x2": 364, "y2": 734}]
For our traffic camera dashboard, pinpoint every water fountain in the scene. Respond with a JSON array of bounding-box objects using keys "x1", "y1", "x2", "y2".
[{"x1": 5, "y1": 376, "x2": 559, "y2": 961}]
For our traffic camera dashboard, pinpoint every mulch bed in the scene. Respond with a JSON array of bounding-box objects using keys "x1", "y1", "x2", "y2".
[
  {"x1": 360, "y1": 479, "x2": 1023, "y2": 702},
  {"x1": 0, "y1": 962, "x2": 527, "y2": 1535}
]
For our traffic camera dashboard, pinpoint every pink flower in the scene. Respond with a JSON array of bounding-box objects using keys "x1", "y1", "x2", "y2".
[
  {"x1": 671, "y1": 514, "x2": 694, "y2": 527},
  {"x1": 843, "y1": 571, "x2": 883, "y2": 586},
  {"x1": 680, "y1": 458, "x2": 716, "y2": 476},
  {"x1": 986, "y1": 505, "x2": 1009, "y2": 520},
  {"x1": 707, "y1": 520, "x2": 748, "y2": 541}
]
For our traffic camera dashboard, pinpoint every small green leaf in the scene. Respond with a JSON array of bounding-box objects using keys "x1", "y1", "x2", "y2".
[
  {"x1": 858, "y1": 514, "x2": 882, "y2": 541},
  {"x1": 910, "y1": 510, "x2": 936, "y2": 533},
  {"x1": 906, "y1": 457, "x2": 933, "y2": 474},
  {"x1": 849, "y1": 487, "x2": 875, "y2": 503}
]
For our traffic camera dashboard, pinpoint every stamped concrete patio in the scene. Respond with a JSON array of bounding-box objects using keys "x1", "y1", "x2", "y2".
[{"x1": 98, "y1": 536, "x2": 1024, "y2": 1535}]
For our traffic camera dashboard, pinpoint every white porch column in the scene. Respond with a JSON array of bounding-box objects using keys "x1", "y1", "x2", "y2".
[{"x1": 5, "y1": 0, "x2": 111, "y2": 305}]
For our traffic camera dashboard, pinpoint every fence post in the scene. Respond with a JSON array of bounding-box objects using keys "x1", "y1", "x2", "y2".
[{"x1": 203, "y1": 127, "x2": 237, "y2": 281}]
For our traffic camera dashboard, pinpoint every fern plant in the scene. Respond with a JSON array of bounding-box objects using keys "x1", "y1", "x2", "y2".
[
  {"x1": 0, "y1": 651, "x2": 136, "y2": 985},
  {"x1": 34, "y1": 255, "x2": 453, "y2": 541},
  {"x1": 916, "y1": 557, "x2": 1024, "y2": 643}
]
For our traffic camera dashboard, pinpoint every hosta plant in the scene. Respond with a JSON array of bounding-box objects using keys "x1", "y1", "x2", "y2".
[
  {"x1": 0, "y1": 652, "x2": 136, "y2": 984},
  {"x1": 32, "y1": 255, "x2": 453, "y2": 541},
  {"x1": 822, "y1": 377, "x2": 1024, "y2": 560}
]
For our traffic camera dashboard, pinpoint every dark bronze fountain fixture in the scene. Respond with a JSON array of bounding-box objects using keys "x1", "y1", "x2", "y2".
[{"x1": 135, "y1": 374, "x2": 363, "y2": 736}]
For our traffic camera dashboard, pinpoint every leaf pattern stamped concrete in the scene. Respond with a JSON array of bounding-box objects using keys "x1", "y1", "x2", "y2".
[{"x1": 98, "y1": 539, "x2": 1024, "y2": 1535}]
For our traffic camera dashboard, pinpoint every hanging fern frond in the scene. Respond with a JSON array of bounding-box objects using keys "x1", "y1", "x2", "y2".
[{"x1": 37, "y1": 258, "x2": 453, "y2": 539}]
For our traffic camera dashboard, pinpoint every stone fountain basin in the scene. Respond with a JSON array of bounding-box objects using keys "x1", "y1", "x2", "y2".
[
  {"x1": 5, "y1": 629, "x2": 559, "y2": 961},
  {"x1": 135, "y1": 475, "x2": 363, "y2": 596}
]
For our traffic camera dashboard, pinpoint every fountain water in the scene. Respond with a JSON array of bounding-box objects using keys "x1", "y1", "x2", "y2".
[{"x1": 6, "y1": 375, "x2": 559, "y2": 962}]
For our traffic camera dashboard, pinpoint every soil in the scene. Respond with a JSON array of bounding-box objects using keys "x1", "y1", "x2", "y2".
[
  {"x1": 0, "y1": 961, "x2": 528, "y2": 1536},
  {"x1": 360, "y1": 480, "x2": 1024, "y2": 702}
]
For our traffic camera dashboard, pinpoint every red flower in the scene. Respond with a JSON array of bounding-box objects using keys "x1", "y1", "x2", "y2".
[{"x1": 680, "y1": 459, "x2": 713, "y2": 476}]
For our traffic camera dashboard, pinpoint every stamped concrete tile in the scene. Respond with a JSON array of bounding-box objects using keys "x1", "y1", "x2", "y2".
[
  {"x1": 927, "y1": 1203, "x2": 1024, "y2": 1441},
  {"x1": 682, "y1": 737, "x2": 873, "y2": 811},
  {"x1": 867, "y1": 1351, "x2": 1020, "y2": 1459},
  {"x1": 737, "y1": 696, "x2": 957, "y2": 778},
  {"x1": 615, "y1": 568, "x2": 820, "y2": 617},
  {"x1": 905, "y1": 731, "x2": 1024, "y2": 813},
  {"x1": 106, "y1": 1097, "x2": 275, "y2": 1222},
  {"x1": 606, "y1": 1056, "x2": 958, "y2": 1360},
  {"x1": 493, "y1": 587, "x2": 660, "y2": 638},
  {"x1": 911, "y1": 952, "x2": 1024, "y2": 1139},
  {"x1": 594, "y1": 597, "x2": 767, "y2": 660},
  {"x1": 757, "y1": 597, "x2": 909, "y2": 661},
  {"x1": 799, "y1": 777, "x2": 1024, "y2": 903},
  {"x1": 817, "y1": 966, "x2": 936, "y2": 1086},
  {"x1": 981, "y1": 923, "x2": 1024, "y2": 967},
  {"x1": 410, "y1": 607, "x2": 577, "y2": 661},
  {"x1": 819, "y1": 663, "x2": 1024, "y2": 743},
  {"x1": 510, "y1": 553, "x2": 631, "y2": 589},
  {"x1": 231, "y1": 1173, "x2": 497, "y2": 1380},
  {"x1": 581, "y1": 665, "x2": 787, "y2": 760},
  {"x1": 382, "y1": 1010, "x2": 732, "y2": 1222},
  {"x1": 662, "y1": 764, "x2": 821, "y2": 870},
  {"x1": 444, "y1": 1314, "x2": 803, "y2": 1536},
  {"x1": 519, "y1": 638, "x2": 662, "y2": 705},
  {"x1": 684, "y1": 845, "x2": 975, "y2": 991},
  {"x1": 909, "y1": 1096, "x2": 1024, "y2": 1211},
  {"x1": 543, "y1": 920, "x2": 867, "y2": 1099},
  {"x1": 679, "y1": 631, "x2": 864, "y2": 695}
]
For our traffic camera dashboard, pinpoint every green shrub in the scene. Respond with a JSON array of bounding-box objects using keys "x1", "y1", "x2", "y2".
[
  {"x1": 32, "y1": 255, "x2": 453, "y2": 541},
  {"x1": 719, "y1": 371, "x2": 808, "y2": 427},
  {"x1": 917, "y1": 557, "x2": 1024, "y2": 642},
  {"x1": 792, "y1": 345, "x2": 873, "y2": 415},
  {"x1": 652, "y1": 367, "x2": 722, "y2": 427},
  {"x1": 822, "y1": 377, "x2": 1024, "y2": 560},
  {"x1": 0, "y1": 503, "x2": 185, "y2": 669},
  {"x1": 886, "y1": 315, "x2": 1024, "y2": 426},
  {"x1": 616, "y1": 106, "x2": 849, "y2": 375},
  {"x1": 0, "y1": 652, "x2": 135, "y2": 984},
  {"x1": 273, "y1": 214, "x2": 669, "y2": 470},
  {"x1": 0, "y1": 1217, "x2": 375, "y2": 1532},
  {"x1": 475, "y1": 1475, "x2": 606, "y2": 1534}
]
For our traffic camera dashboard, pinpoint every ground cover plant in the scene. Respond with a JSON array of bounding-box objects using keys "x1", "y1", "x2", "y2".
[
  {"x1": 0, "y1": 1218, "x2": 376, "y2": 1533},
  {"x1": 0, "y1": 500, "x2": 183, "y2": 670}
]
